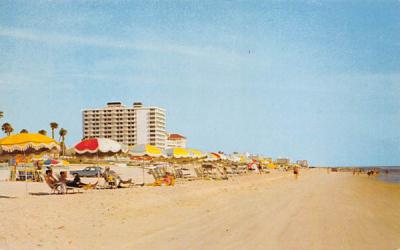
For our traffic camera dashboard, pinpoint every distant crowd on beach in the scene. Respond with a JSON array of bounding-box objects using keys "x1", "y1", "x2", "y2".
[{"x1": 326, "y1": 167, "x2": 391, "y2": 176}]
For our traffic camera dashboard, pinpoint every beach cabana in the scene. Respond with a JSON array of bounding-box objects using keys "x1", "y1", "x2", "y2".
[
  {"x1": 0, "y1": 133, "x2": 60, "y2": 192},
  {"x1": 0, "y1": 133, "x2": 59, "y2": 155}
]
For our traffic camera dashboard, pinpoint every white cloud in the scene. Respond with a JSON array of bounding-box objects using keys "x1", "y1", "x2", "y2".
[{"x1": 0, "y1": 26, "x2": 244, "y2": 63}]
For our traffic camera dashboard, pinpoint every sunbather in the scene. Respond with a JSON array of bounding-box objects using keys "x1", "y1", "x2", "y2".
[
  {"x1": 44, "y1": 169, "x2": 66, "y2": 193},
  {"x1": 59, "y1": 171, "x2": 97, "y2": 189},
  {"x1": 102, "y1": 167, "x2": 132, "y2": 188},
  {"x1": 163, "y1": 172, "x2": 175, "y2": 186}
]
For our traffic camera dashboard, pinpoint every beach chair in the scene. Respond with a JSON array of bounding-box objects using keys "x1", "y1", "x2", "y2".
[
  {"x1": 172, "y1": 168, "x2": 183, "y2": 178},
  {"x1": 45, "y1": 181, "x2": 81, "y2": 194},
  {"x1": 201, "y1": 165, "x2": 216, "y2": 180},
  {"x1": 194, "y1": 167, "x2": 204, "y2": 179},
  {"x1": 149, "y1": 168, "x2": 165, "y2": 182},
  {"x1": 148, "y1": 169, "x2": 175, "y2": 186}
]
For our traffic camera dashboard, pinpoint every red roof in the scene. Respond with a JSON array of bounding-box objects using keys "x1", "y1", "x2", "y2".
[{"x1": 168, "y1": 134, "x2": 186, "y2": 140}]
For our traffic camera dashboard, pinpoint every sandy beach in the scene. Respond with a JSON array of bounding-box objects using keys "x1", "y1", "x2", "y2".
[{"x1": 0, "y1": 169, "x2": 399, "y2": 250}]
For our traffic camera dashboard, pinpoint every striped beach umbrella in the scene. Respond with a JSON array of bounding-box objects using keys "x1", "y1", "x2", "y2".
[
  {"x1": 187, "y1": 148, "x2": 205, "y2": 159},
  {"x1": 130, "y1": 144, "x2": 164, "y2": 158},
  {"x1": 74, "y1": 138, "x2": 127, "y2": 155},
  {"x1": 165, "y1": 147, "x2": 191, "y2": 159},
  {"x1": 0, "y1": 133, "x2": 60, "y2": 153}
]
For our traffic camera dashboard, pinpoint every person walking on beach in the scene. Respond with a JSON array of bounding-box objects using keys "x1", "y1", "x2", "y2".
[
  {"x1": 257, "y1": 164, "x2": 262, "y2": 174},
  {"x1": 293, "y1": 166, "x2": 299, "y2": 180}
]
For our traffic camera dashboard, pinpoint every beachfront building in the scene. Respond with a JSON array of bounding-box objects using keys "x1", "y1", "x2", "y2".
[
  {"x1": 82, "y1": 102, "x2": 167, "y2": 148},
  {"x1": 275, "y1": 158, "x2": 291, "y2": 165},
  {"x1": 275, "y1": 157, "x2": 291, "y2": 169},
  {"x1": 166, "y1": 133, "x2": 187, "y2": 148},
  {"x1": 296, "y1": 160, "x2": 309, "y2": 168}
]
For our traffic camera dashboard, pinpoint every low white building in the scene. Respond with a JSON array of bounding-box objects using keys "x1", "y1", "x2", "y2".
[{"x1": 166, "y1": 133, "x2": 186, "y2": 148}]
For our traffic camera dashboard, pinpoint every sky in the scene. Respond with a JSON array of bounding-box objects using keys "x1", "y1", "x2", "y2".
[{"x1": 0, "y1": 0, "x2": 399, "y2": 166}]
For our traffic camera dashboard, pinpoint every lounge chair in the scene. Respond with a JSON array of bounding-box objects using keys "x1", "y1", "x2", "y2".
[
  {"x1": 45, "y1": 181, "x2": 81, "y2": 194},
  {"x1": 103, "y1": 172, "x2": 134, "y2": 188},
  {"x1": 148, "y1": 169, "x2": 175, "y2": 186}
]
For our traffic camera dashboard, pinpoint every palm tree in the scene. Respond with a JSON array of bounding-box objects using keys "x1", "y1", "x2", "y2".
[
  {"x1": 38, "y1": 129, "x2": 47, "y2": 136},
  {"x1": 0, "y1": 111, "x2": 3, "y2": 120},
  {"x1": 1, "y1": 123, "x2": 14, "y2": 136},
  {"x1": 50, "y1": 122, "x2": 58, "y2": 139},
  {"x1": 20, "y1": 129, "x2": 29, "y2": 133},
  {"x1": 59, "y1": 128, "x2": 68, "y2": 156}
]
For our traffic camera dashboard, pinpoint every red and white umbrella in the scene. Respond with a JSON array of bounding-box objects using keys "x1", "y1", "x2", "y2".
[{"x1": 74, "y1": 138, "x2": 127, "y2": 155}]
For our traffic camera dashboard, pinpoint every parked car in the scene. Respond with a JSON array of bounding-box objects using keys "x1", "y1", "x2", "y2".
[{"x1": 70, "y1": 166, "x2": 103, "y2": 177}]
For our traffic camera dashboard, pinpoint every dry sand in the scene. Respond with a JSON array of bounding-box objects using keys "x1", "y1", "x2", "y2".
[{"x1": 0, "y1": 169, "x2": 399, "y2": 250}]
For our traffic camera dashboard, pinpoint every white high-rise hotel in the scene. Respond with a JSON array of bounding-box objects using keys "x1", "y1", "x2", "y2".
[{"x1": 82, "y1": 102, "x2": 167, "y2": 148}]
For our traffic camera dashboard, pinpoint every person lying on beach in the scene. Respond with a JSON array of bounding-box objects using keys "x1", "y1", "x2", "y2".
[{"x1": 59, "y1": 171, "x2": 97, "y2": 189}]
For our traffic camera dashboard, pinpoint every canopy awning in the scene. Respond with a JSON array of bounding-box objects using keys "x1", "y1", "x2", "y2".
[
  {"x1": 0, "y1": 133, "x2": 60, "y2": 153},
  {"x1": 130, "y1": 144, "x2": 164, "y2": 157}
]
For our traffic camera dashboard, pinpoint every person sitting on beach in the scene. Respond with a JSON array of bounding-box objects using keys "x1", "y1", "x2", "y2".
[
  {"x1": 44, "y1": 169, "x2": 65, "y2": 193},
  {"x1": 102, "y1": 167, "x2": 132, "y2": 188},
  {"x1": 44, "y1": 169, "x2": 59, "y2": 186},
  {"x1": 163, "y1": 172, "x2": 175, "y2": 186}
]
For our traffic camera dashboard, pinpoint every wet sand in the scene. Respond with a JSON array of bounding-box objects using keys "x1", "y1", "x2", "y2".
[{"x1": 0, "y1": 169, "x2": 399, "y2": 250}]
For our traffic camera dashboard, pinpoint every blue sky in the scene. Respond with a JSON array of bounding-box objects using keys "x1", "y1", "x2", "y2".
[{"x1": 0, "y1": 1, "x2": 399, "y2": 166}]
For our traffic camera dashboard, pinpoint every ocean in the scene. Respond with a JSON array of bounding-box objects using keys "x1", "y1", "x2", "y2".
[{"x1": 377, "y1": 171, "x2": 400, "y2": 184}]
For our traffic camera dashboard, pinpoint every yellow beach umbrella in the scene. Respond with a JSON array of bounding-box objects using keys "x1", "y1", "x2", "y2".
[
  {"x1": 165, "y1": 147, "x2": 191, "y2": 158},
  {"x1": 239, "y1": 155, "x2": 252, "y2": 164},
  {"x1": 187, "y1": 148, "x2": 205, "y2": 159},
  {"x1": 0, "y1": 133, "x2": 59, "y2": 153},
  {"x1": 267, "y1": 162, "x2": 277, "y2": 169},
  {"x1": 130, "y1": 144, "x2": 163, "y2": 157},
  {"x1": 0, "y1": 133, "x2": 60, "y2": 191}
]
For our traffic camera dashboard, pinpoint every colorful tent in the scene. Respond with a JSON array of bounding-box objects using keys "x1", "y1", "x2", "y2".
[
  {"x1": 0, "y1": 133, "x2": 59, "y2": 153},
  {"x1": 74, "y1": 138, "x2": 127, "y2": 155},
  {"x1": 130, "y1": 144, "x2": 164, "y2": 158}
]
